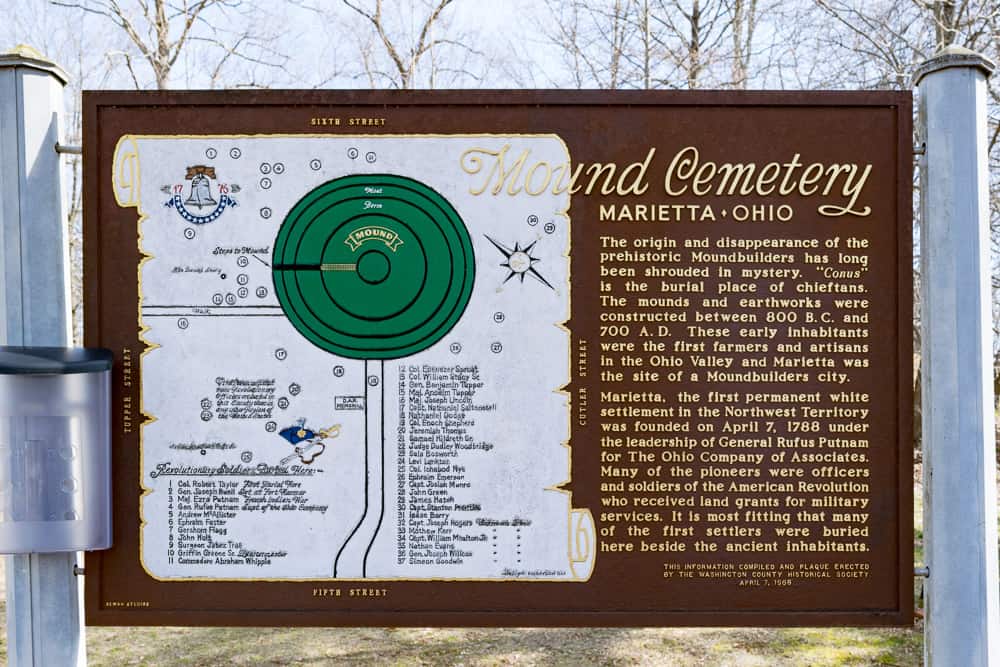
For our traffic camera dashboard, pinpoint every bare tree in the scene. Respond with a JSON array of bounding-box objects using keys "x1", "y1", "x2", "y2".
[
  {"x1": 813, "y1": 0, "x2": 1000, "y2": 425},
  {"x1": 647, "y1": 0, "x2": 730, "y2": 88},
  {"x1": 727, "y1": 0, "x2": 759, "y2": 88},
  {"x1": 535, "y1": 0, "x2": 775, "y2": 90},
  {"x1": 540, "y1": 0, "x2": 639, "y2": 89},
  {"x1": 50, "y1": 0, "x2": 291, "y2": 89},
  {"x1": 813, "y1": 1, "x2": 934, "y2": 88},
  {"x1": 341, "y1": 0, "x2": 485, "y2": 89}
]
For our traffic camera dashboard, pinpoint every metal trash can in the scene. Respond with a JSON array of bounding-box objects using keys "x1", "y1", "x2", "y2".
[{"x1": 0, "y1": 347, "x2": 113, "y2": 552}]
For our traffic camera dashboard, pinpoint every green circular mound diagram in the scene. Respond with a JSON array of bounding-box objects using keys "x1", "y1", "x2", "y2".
[{"x1": 272, "y1": 174, "x2": 475, "y2": 359}]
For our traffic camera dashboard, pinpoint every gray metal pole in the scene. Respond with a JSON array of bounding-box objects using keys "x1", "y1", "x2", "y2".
[
  {"x1": 915, "y1": 46, "x2": 1000, "y2": 667},
  {"x1": 0, "y1": 46, "x2": 85, "y2": 667}
]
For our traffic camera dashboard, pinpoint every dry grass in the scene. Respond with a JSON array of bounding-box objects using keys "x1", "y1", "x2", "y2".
[
  {"x1": 0, "y1": 569, "x2": 923, "y2": 666},
  {"x1": 76, "y1": 624, "x2": 921, "y2": 666},
  {"x1": 0, "y1": 480, "x2": 927, "y2": 667}
]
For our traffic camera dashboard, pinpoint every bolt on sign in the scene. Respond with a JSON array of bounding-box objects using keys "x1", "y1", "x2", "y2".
[{"x1": 83, "y1": 91, "x2": 912, "y2": 626}]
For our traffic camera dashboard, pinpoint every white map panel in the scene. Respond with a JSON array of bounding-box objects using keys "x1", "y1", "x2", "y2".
[{"x1": 112, "y1": 135, "x2": 595, "y2": 581}]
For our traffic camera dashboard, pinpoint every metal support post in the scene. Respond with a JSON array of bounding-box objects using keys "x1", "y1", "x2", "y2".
[
  {"x1": 914, "y1": 45, "x2": 1000, "y2": 667},
  {"x1": 0, "y1": 46, "x2": 84, "y2": 666}
]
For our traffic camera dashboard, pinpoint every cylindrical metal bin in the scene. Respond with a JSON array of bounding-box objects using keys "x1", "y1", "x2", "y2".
[{"x1": 0, "y1": 347, "x2": 113, "y2": 552}]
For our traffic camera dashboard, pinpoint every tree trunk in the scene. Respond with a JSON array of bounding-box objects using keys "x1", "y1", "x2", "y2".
[{"x1": 688, "y1": 0, "x2": 701, "y2": 89}]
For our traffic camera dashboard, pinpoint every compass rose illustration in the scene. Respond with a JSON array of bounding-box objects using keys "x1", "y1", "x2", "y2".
[{"x1": 484, "y1": 235, "x2": 555, "y2": 290}]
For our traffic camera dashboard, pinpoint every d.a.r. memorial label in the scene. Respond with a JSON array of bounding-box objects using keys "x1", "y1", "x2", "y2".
[{"x1": 84, "y1": 91, "x2": 911, "y2": 627}]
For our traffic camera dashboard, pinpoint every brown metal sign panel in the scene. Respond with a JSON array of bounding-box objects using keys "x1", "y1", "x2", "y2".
[{"x1": 83, "y1": 91, "x2": 912, "y2": 626}]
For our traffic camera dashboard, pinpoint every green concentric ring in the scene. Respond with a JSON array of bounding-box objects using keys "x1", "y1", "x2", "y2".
[{"x1": 272, "y1": 174, "x2": 475, "y2": 359}]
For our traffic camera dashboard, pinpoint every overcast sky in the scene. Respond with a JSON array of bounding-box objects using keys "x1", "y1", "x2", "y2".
[{"x1": 1, "y1": 0, "x2": 557, "y2": 90}]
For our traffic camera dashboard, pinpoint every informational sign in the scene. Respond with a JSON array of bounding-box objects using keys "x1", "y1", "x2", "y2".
[{"x1": 84, "y1": 91, "x2": 912, "y2": 626}]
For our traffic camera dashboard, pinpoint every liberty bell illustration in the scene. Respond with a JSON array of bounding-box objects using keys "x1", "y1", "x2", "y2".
[{"x1": 184, "y1": 165, "x2": 217, "y2": 209}]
